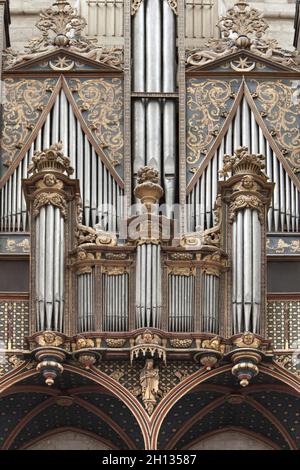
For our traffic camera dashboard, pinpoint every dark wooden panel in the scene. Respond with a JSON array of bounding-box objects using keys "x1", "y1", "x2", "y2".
[{"x1": 0, "y1": 260, "x2": 29, "y2": 292}]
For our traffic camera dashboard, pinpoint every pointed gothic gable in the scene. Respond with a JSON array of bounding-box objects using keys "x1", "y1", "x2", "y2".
[
  {"x1": 3, "y1": 49, "x2": 123, "y2": 74},
  {"x1": 0, "y1": 82, "x2": 124, "y2": 232},
  {"x1": 185, "y1": 1, "x2": 300, "y2": 73},
  {"x1": 186, "y1": 85, "x2": 300, "y2": 234}
]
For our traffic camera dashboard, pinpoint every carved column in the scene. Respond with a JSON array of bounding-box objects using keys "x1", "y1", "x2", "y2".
[
  {"x1": 220, "y1": 147, "x2": 273, "y2": 335},
  {"x1": 23, "y1": 142, "x2": 78, "y2": 334}
]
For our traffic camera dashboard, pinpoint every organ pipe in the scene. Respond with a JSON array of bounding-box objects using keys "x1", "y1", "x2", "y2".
[
  {"x1": 135, "y1": 243, "x2": 162, "y2": 329},
  {"x1": 23, "y1": 142, "x2": 77, "y2": 333},
  {"x1": 168, "y1": 271, "x2": 194, "y2": 332},
  {"x1": 219, "y1": 147, "x2": 273, "y2": 335},
  {"x1": 132, "y1": 0, "x2": 177, "y2": 213},
  {"x1": 102, "y1": 271, "x2": 129, "y2": 332},
  {"x1": 77, "y1": 269, "x2": 95, "y2": 332},
  {"x1": 201, "y1": 272, "x2": 220, "y2": 334}
]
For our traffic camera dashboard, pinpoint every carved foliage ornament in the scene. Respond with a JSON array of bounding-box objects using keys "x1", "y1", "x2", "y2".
[
  {"x1": 33, "y1": 192, "x2": 68, "y2": 219},
  {"x1": 2, "y1": 78, "x2": 57, "y2": 167},
  {"x1": 248, "y1": 80, "x2": 300, "y2": 173},
  {"x1": 186, "y1": 79, "x2": 238, "y2": 168},
  {"x1": 4, "y1": 0, "x2": 123, "y2": 69},
  {"x1": 68, "y1": 78, "x2": 124, "y2": 170},
  {"x1": 186, "y1": 1, "x2": 300, "y2": 70}
]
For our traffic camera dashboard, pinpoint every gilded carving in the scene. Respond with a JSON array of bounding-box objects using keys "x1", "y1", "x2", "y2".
[
  {"x1": 202, "y1": 336, "x2": 226, "y2": 353},
  {"x1": 201, "y1": 252, "x2": 225, "y2": 277},
  {"x1": 168, "y1": 267, "x2": 195, "y2": 277},
  {"x1": 229, "y1": 194, "x2": 264, "y2": 223},
  {"x1": 186, "y1": 1, "x2": 300, "y2": 71},
  {"x1": 131, "y1": 330, "x2": 166, "y2": 363},
  {"x1": 102, "y1": 267, "x2": 128, "y2": 276},
  {"x1": 220, "y1": 147, "x2": 272, "y2": 222},
  {"x1": 139, "y1": 359, "x2": 161, "y2": 415},
  {"x1": 8, "y1": 355, "x2": 25, "y2": 369},
  {"x1": 35, "y1": 331, "x2": 64, "y2": 348},
  {"x1": 5, "y1": 238, "x2": 30, "y2": 253},
  {"x1": 68, "y1": 78, "x2": 124, "y2": 169},
  {"x1": 180, "y1": 231, "x2": 203, "y2": 249},
  {"x1": 267, "y1": 237, "x2": 300, "y2": 255},
  {"x1": 105, "y1": 339, "x2": 126, "y2": 348},
  {"x1": 233, "y1": 332, "x2": 261, "y2": 349},
  {"x1": 4, "y1": 0, "x2": 123, "y2": 70},
  {"x1": 2, "y1": 78, "x2": 57, "y2": 166},
  {"x1": 170, "y1": 339, "x2": 193, "y2": 349},
  {"x1": 248, "y1": 80, "x2": 300, "y2": 172},
  {"x1": 33, "y1": 192, "x2": 68, "y2": 219},
  {"x1": 186, "y1": 79, "x2": 238, "y2": 167},
  {"x1": 28, "y1": 142, "x2": 74, "y2": 176},
  {"x1": 203, "y1": 195, "x2": 222, "y2": 247},
  {"x1": 76, "y1": 338, "x2": 95, "y2": 350}
]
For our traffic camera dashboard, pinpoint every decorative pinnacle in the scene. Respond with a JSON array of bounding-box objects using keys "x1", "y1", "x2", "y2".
[
  {"x1": 219, "y1": 146, "x2": 266, "y2": 178},
  {"x1": 28, "y1": 142, "x2": 74, "y2": 176},
  {"x1": 134, "y1": 166, "x2": 164, "y2": 212}
]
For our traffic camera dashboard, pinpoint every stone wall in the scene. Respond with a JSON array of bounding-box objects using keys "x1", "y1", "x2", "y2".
[
  {"x1": 26, "y1": 430, "x2": 110, "y2": 450},
  {"x1": 188, "y1": 430, "x2": 274, "y2": 450}
]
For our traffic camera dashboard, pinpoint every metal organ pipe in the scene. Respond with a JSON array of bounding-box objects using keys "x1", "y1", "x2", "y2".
[
  {"x1": 102, "y1": 272, "x2": 129, "y2": 332},
  {"x1": 135, "y1": 244, "x2": 161, "y2": 329},
  {"x1": 146, "y1": 0, "x2": 161, "y2": 92},
  {"x1": 77, "y1": 270, "x2": 95, "y2": 333},
  {"x1": 132, "y1": 0, "x2": 177, "y2": 213},
  {"x1": 201, "y1": 272, "x2": 219, "y2": 333},
  {"x1": 168, "y1": 273, "x2": 194, "y2": 332},
  {"x1": 35, "y1": 205, "x2": 65, "y2": 332},
  {"x1": 232, "y1": 208, "x2": 262, "y2": 334}
]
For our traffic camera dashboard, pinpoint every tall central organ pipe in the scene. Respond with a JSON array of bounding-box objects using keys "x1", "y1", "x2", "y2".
[{"x1": 132, "y1": 0, "x2": 177, "y2": 217}]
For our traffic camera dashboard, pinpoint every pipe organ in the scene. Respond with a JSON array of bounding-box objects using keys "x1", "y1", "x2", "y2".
[
  {"x1": 1, "y1": 0, "x2": 300, "y2": 405},
  {"x1": 22, "y1": 142, "x2": 78, "y2": 333},
  {"x1": 168, "y1": 268, "x2": 195, "y2": 332},
  {"x1": 2, "y1": 0, "x2": 300, "y2": 450}
]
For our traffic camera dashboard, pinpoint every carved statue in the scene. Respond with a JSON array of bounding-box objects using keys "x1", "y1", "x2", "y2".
[
  {"x1": 140, "y1": 359, "x2": 160, "y2": 415},
  {"x1": 202, "y1": 336, "x2": 225, "y2": 353}
]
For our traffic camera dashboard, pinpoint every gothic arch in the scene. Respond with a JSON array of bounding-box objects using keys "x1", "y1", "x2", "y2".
[
  {"x1": 0, "y1": 363, "x2": 149, "y2": 450},
  {"x1": 149, "y1": 363, "x2": 300, "y2": 449}
]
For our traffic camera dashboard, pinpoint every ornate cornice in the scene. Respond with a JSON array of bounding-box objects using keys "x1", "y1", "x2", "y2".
[
  {"x1": 186, "y1": 0, "x2": 300, "y2": 71},
  {"x1": 3, "y1": 0, "x2": 123, "y2": 70}
]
